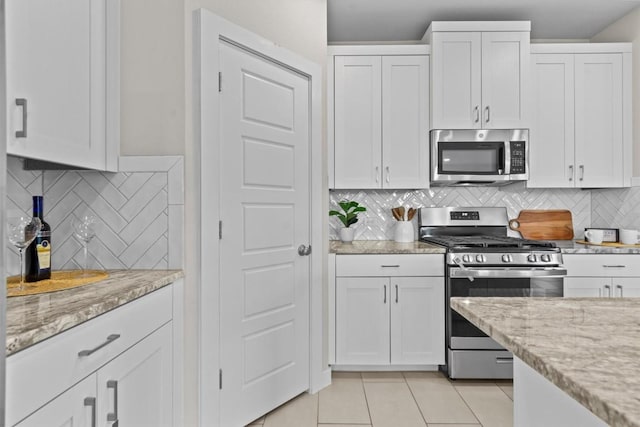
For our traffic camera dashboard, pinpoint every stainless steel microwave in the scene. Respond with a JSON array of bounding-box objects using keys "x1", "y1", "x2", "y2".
[{"x1": 431, "y1": 129, "x2": 529, "y2": 186}]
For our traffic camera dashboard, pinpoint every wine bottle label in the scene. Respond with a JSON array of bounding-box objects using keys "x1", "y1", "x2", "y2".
[{"x1": 37, "y1": 231, "x2": 51, "y2": 270}]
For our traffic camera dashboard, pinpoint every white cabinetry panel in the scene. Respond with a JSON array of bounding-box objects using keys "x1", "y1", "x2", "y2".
[
  {"x1": 431, "y1": 30, "x2": 529, "y2": 129},
  {"x1": 334, "y1": 56, "x2": 382, "y2": 188},
  {"x1": 6, "y1": 0, "x2": 118, "y2": 170},
  {"x1": 529, "y1": 44, "x2": 631, "y2": 188},
  {"x1": 390, "y1": 277, "x2": 445, "y2": 365},
  {"x1": 336, "y1": 277, "x2": 390, "y2": 365},
  {"x1": 330, "y1": 46, "x2": 430, "y2": 189}
]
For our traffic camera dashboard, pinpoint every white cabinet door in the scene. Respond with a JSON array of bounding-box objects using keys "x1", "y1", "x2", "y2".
[
  {"x1": 431, "y1": 32, "x2": 482, "y2": 129},
  {"x1": 574, "y1": 54, "x2": 624, "y2": 187},
  {"x1": 97, "y1": 324, "x2": 173, "y2": 427},
  {"x1": 382, "y1": 56, "x2": 430, "y2": 189},
  {"x1": 529, "y1": 54, "x2": 575, "y2": 188},
  {"x1": 15, "y1": 375, "x2": 97, "y2": 427},
  {"x1": 336, "y1": 277, "x2": 390, "y2": 365},
  {"x1": 6, "y1": 0, "x2": 114, "y2": 170},
  {"x1": 564, "y1": 277, "x2": 608, "y2": 297},
  {"x1": 612, "y1": 278, "x2": 640, "y2": 298},
  {"x1": 334, "y1": 56, "x2": 382, "y2": 188},
  {"x1": 480, "y1": 32, "x2": 529, "y2": 128},
  {"x1": 390, "y1": 277, "x2": 444, "y2": 365}
]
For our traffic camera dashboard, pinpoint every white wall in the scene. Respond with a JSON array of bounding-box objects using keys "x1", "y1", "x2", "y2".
[
  {"x1": 120, "y1": 0, "x2": 185, "y2": 156},
  {"x1": 591, "y1": 6, "x2": 640, "y2": 176}
]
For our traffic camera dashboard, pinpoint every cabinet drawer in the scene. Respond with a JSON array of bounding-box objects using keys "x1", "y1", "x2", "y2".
[
  {"x1": 336, "y1": 254, "x2": 444, "y2": 277},
  {"x1": 564, "y1": 254, "x2": 640, "y2": 277},
  {"x1": 7, "y1": 285, "x2": 172, "y2": 426}
]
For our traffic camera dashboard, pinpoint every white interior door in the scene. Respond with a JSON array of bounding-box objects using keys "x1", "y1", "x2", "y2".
[{"x1": 218, "y1": 41, "x2": 310, "y2": 427}]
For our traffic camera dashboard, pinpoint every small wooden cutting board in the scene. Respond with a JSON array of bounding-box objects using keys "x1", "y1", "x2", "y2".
[{"x1": 508, "y1": 210, "x2": 574, "y2": 240}]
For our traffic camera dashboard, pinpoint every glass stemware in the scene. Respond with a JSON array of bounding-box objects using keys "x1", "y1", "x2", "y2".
[
  {"x1": 73, "y1": 215, "x2": 97, "y2": 277},
  {"x1": 7, "y1": 216, "x2": 42, "y2": 290}
]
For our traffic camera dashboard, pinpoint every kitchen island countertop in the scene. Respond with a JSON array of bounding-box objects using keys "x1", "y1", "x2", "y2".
[
  {"x1": 330, "y1": 240, "x2": 446, "y2": 254},
  {"x1": 451, "y1": 296, "x2": 640, "y2": 427},
  {"x1": 6, "y1": 269, "x2": 183, "y2": 356}
]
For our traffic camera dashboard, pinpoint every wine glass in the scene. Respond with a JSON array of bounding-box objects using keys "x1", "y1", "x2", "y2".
[
  {"x1": 73, "y1": 215, "x2": 97, "y2": 276},
  {"x1": 7, "y1": 216, "x2": 42, "y2": 290}
]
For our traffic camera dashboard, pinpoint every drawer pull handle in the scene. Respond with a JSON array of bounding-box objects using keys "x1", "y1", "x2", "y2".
[
  {"x1": 603, "y1": 265, "x2": 626, "y2": 268},
  {"x1": 107, "y1": 380, "x2": 119, "y2": 426},
  {"x1": 84, "y1": 397, "x2": 96, "y2": 427},
  {"x1": 78, "y1": 334, "x2": 121, "y2": 357},
  {"x1": 495, "y1": 357, "x2": 513, "y2": 364},
  {"x1": 381, "y1": 265, "x2": 400, "y2": 268}
]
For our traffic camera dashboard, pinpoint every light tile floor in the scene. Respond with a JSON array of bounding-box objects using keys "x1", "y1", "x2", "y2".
[{"x1": 246, "y1": 371, "x2": 513, "y2": 427}]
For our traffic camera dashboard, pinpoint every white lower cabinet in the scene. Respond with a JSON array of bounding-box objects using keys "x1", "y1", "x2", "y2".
[
  {"x1": 7, "y1": 282, "x2": 181, "y2": 427},
  {"x1": 334, "y1": 254, "x2": 445, "y2": 367},
  {"x1": 563, "y1": 254, "x2": 640, "y2": 298},
  {"x1": 14, "y1": 376, "x2": 97, "y2": 427},
  {"x1": 16, "y1": 324, "x2": 172, "y2": 427}
]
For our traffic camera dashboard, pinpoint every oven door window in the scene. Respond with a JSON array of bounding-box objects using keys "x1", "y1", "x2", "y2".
[
  {"x1": 449, "y1": 277, "x2": 532, "y2": 338},
  {"x1": 438, "y1": 142, "x2": 504, "y2": 175}
]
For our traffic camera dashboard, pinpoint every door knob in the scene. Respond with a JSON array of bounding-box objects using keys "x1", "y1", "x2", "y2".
[{"x1": 298, "y1": 245, "x2": 312, "y2": 256}]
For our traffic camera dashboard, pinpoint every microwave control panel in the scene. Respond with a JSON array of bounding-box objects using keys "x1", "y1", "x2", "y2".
[{"x1": 510, "y1": 141, "x2": 526, "y2": 174}]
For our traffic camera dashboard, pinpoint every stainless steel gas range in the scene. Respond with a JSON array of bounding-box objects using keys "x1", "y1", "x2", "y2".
[{"x1": 418, "y1": 207, "x2": 566, "y2": 379}]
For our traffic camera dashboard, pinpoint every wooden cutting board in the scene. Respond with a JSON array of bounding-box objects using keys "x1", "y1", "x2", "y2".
[{"x1": 508, "y1": 210, "x2": 574, "y2": 240}]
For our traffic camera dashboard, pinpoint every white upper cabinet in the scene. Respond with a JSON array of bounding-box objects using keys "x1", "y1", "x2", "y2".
[
  {"x1": 6, "y1": 0, "x2": 119, "y2": 171},
  {"x1": 529, "y1": 44, "x2": 632, "y2": 188},
  {"x1": 330, "y1": 45, "x2": 430, "y2": 189},
  {"x1": 426, "y1": 22, "x2": 530, "y2": 129},
  {"x1": 334, "y1": 55, "x2": 383, "y2": 189}
]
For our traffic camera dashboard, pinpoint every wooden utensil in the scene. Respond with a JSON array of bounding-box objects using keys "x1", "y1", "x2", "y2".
[
  {"x1": 508, "y1": 210, "x2": 574, "y2": 240},
  {"x1": 391, "y1": 207, "x2": 402, "y2": 221},
  {"x1": 398, "y1": 206, "x2": 405, "y2": 221},
  {"x1": 407, "y1": 208, "x2": 416, "y2": 221}
]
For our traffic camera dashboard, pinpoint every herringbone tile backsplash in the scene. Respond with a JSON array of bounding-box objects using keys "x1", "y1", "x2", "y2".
[
  {"x1": 6, "y1": 156, "x2": 184, "y2": 276},
  {"x1": 591, "y1": 187, "x2": 640, "y2": 230},
  {"x1": 330, "y1": 183, "x2": 593, "y2": 240}
]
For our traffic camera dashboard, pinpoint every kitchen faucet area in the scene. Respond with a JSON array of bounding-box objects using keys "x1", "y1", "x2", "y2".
[{"x1": 3, "y1": 0, "x2": 640, "y2": 426}]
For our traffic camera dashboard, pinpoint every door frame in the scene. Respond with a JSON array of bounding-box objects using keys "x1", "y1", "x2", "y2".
[{"x1": 193, "y1": 9, "x2": 327, "y2": 427}]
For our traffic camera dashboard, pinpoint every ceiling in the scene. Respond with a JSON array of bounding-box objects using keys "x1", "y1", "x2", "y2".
[{"x1": 328, "y1": 0, "x2": 640, "y2": 42}]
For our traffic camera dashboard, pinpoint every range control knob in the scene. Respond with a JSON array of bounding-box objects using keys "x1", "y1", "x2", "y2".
[
  {"x1": 541, "y1": 254, "x2": 551, "y2": 262},
  {"x1": 527, "y1": 254, "x2": 537, "y2": 263},
  {"x1": 476, "y1": 254, "x2": 486, "y2": 263},
  {"x1": 462, "y1": 254, "x2": 472, "y2": 263},
  {"x1": 501, "y1": 254, "x2": 512, "y2": 263}
]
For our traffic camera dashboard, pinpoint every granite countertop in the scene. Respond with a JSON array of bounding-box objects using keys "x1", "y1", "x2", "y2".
[
  {"x1": 330, "y1": 240, "x2": 446, "y2": 254},
  {"x1": 553, "y1": 240, "x2": 640, "y2": 254},
  {"x1": 6, "y1": 269, "x2": 183, "y2": 356},
  {"x1": 451, "y1": 297, "x2": 640, "y2": 427}
]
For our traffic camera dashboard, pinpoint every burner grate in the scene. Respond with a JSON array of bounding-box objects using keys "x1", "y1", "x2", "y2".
[{"x1": 422, "y1": 235, "x2": 556, "y2": 250}]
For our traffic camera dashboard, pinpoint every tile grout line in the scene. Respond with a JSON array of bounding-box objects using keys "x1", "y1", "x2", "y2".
[
  {"x1": 403, "y1": 372, "x2": 430, "y2": 427},
  {"x1": 449, "y1": 381, "x2": 483, "y2": 426},
  {"x1": 359, "y1": 373, "x2": 374, "y2": 427}
]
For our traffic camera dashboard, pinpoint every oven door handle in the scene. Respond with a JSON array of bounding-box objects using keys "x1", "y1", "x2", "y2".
[{"x1": 450, "y1": 267, "x2": 567, "y2": 279}]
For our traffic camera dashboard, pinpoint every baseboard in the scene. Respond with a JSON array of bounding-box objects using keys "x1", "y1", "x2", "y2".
[
  {"x1": 309, "y1": 368, "x2": 332, "y2": 394},
  {"x1": 331, "y1": 364, "x2": 440, "y2": 372}
]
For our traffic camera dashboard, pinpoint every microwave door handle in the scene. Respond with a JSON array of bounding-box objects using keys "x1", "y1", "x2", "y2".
[{"x1": 502, "y1": 141, "x2": 510, "y2": 175}]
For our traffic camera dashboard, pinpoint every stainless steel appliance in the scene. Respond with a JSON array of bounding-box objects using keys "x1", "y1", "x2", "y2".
[
  {"x1": 418, "y1": 207, "x2": 565, "y2": 379},
  {"x1": 431, "y1": 129, "x2": 528, "y2": 186}
]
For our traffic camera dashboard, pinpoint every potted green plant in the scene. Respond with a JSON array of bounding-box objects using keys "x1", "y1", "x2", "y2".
[{"x1": 329, "y1": 200, "x2": 366, "y2": 243}]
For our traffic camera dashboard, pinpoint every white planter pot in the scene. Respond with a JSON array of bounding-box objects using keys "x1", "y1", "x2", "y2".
[{"x1": 339, "y1": 227, "x2": 355, "y2": 243}]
